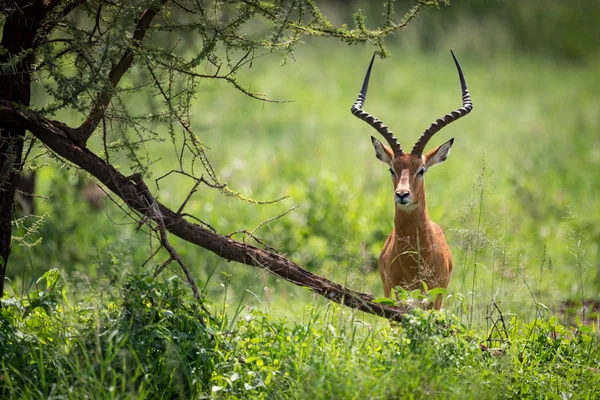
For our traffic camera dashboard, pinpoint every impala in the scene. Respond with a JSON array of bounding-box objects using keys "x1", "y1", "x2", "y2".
[{"x1": 351, "y1": 51, "x2": 473, "y2": 310}]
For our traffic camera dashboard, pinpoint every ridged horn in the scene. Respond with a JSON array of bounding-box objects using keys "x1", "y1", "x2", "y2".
[
  {"x1": 351, "y1": 54, "x2": 404, "y2": 156},
  {"x1": 411, "y1": 50, "x2": 473, "y2": 157}
]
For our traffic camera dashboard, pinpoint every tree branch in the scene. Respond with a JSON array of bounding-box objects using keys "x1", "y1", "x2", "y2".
[
  {"x1": 33, "y1": 0, "x2": 88, "y2": 48},
  {"x1": 0, "y1": 99, "x2": 409, "y2": 322},
  {"x1": 74, "y1": 0, "x2": 167, "y2": 144}
]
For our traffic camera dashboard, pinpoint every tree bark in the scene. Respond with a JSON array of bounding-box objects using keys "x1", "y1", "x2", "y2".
[
  {"x1": 0, "y1": 0, "x2": 59, "y2": 298},
  {"x1": 0, "y1": 0, "x2": 87, "y2": 297}
]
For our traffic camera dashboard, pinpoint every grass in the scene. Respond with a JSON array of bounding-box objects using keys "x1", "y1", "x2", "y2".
[
  {"x1": 2, "y1": 271, "x2": 599, "y2": 399},
  {"x1": 4, "y1": 17, "x2": 600, "y2": 398}
]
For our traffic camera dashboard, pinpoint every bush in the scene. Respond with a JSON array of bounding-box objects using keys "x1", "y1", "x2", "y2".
[{"x1": 0, "y1": 270, "x2": 216, "y2": 398}]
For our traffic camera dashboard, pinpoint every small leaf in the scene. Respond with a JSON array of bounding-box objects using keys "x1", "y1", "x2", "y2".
[
  {"x1": 580, "y1": 334, "x2": 592, "y2": 344},
  {"x1": 372, "y1": 297, "x2": 396, "y2": 306},
  {"x1": 428, "y1": 288, "x2": 449, "y2": 297},
  {"x1": 265, "y1": 371, "x2": 273, "y2": 385}
]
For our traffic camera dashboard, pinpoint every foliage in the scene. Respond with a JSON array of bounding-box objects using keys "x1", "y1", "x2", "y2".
[
  {"x1": 13, "y1": 0, "x2": 445, "y2": 186},
  {"x1": 10, "y1": 42, "x2": 600, "y2": 319},
  {"x1": 1, "y1": 270, "x2": 599, "y2": 398},
  {"x1": 3, "y1": 2, "x2": 600, "y2": 398},
  {"x1": 358, "y1": 0, "x2": 600, "y2": 61},
  {"x1": 2, "y1": 0, "x2": 448, "y2": 301},
  {"x1": 0, "y1": 270, "x2": 217, "y2": 398}
]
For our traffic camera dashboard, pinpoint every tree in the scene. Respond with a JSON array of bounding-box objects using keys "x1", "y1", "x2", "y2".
[{"x1": 0, "y1": 0, "x2": 446, "y2": 319}]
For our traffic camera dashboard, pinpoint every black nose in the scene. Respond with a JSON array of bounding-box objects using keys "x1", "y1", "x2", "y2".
[{"x1": 395, "y1": 191, "x2": 410, "y2": 202}]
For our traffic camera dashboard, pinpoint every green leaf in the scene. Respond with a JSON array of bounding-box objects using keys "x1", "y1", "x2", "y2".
[
  {"x1": 372, "y1": 297, "x2": 397, "y2": 306},
  {"x1": 428, "y1": 288, "x2": 449, "y2": 297}
]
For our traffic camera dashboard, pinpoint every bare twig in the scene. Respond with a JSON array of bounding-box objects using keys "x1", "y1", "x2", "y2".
[
  {"x1": 154, "y1": 256, "x2": 174, "y2": 277},
  {"x1": 492, "y1": 299, "x2": 510, "y2": 341},
  {"x1": 250, "y1": 205, "x2": 299, "y2": 237},
  {"x1": 180, "y1": 213, "x2": 217, "y2": 232},
  {"x1": 134, "y1": 174, "x2": 202, "y2": 303},
  {"x1": 158, "y1": 62, "x2": 291, "y2": 103},
  {"x1": 142, "y1": 246, "x2": 163, "y2": 269},
  {"x1": 481, "y1": 299, "x2": 510, "y2": 354},
  {"x1": 19, "y1": 135, "x2": 37, "y2": 171},
  {"x1": 32, "y1": 0, "x2": 87, "y2": 48},
  {"x1": 227, "y1": 229, "x2": 279, "y2": 252},
  {"x1": 176, "y1": 177, "x2": 203, "y2": 216}
]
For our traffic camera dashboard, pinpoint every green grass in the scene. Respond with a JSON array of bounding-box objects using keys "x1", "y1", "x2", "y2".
[
  {"x1": 2, "y1": 271, "x2": 599, "y2": 399},
  {"x1": 4, "y1": 17, "x2": 600, "y2": 398}
]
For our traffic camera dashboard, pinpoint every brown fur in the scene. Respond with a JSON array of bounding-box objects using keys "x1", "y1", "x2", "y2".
[{"x1": 375, "y1": 143, "x2": 453, "y2": 310}]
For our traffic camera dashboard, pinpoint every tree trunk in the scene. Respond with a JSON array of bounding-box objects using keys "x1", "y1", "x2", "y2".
[{"x1": 0, "y1": 1, "x2": 48, "y2": 298}]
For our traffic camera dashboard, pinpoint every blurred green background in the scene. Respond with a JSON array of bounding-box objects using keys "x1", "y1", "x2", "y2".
[{"x1": 10, "y1": 0, "x2": 600, "y2": 326}]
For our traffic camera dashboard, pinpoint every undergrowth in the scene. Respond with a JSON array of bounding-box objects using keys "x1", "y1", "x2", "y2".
[{"x1": 1, "y1": 270, "x2": 598, "y2": 399}]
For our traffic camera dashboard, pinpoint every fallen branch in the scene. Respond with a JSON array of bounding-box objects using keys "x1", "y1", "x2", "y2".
[{"x1": 0, "y1": 99, "x2": 409, "y2": 322}]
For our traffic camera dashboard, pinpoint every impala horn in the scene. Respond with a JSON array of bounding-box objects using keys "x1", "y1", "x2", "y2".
[
  {"x1": 411, "y1": 50, "x2": 473, "y2": 157},
  {"x1": 351, "y1": 54, "x2": 404, "y2": 156}
]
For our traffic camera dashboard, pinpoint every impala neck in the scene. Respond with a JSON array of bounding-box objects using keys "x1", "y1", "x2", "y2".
[{"x1": 393, "y1": 197, "x2": 433, "y2": 245}]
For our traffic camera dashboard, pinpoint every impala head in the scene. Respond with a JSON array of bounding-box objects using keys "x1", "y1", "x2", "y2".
[
  {"x1": 371, "y1": 136, "x2": 454, "y2": 210},
  {"x1": 351, "y1": 51, "x2": 473, "y2": 211}
]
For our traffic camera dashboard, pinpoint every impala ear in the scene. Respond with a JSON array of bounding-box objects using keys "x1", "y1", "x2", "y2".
[
  {"x1": 425, "y1": 138, "x2": 454, "y2": 169},
  {"x1": 371, "y1": 136, "x2": 393, "y2": 164}
]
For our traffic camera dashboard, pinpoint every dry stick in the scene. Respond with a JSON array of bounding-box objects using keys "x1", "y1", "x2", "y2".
[
  {"x1": 482, "y1": 299, "x2": 510, "y2": 351},
  {"x1": 176, "y1": 177, "x2": 203, "y2": 216},
  {"x1": 155, "y1": 172, "x2": 221, "y2": 231},
  {"x1": 250, "y1": 205, "x2": 299, "y2": 237},
  {"x1": 31, "y1": 0, "x2": 88, "y2": 48},
  {"x1": 19, "y1": 136, "x2": 37, "y2": 171},
  {"x1": 227, "y1": 228, "x2": 278, "y2": 253},
  {"x1": 155, "y1": 170, "x2": 222, "y2": 190},
  {"x1": 228, "y1": 205, "x2": 299, "y2": 252},
  {"x1": 492, "y1": 299, "x2": 510, "y2": 342},
  {"x1": 134, "y1": 174, "x2": 201, "y2": 301},
  {"x1": 145, "y1": 61, "x2": 222, "y2": 185},
  {"x1": 155, "y1": 170, "x2": 183, "y2": 190},
  {"x1": 160, "y1": 63, "x2": 288, "y2": 103},
  {"x1": 140, "y1": 182, "x2": 211, "y2": 322},
  {"x1": 0, "y1": 100, "x2": 409, "y2": 322},
  {"x1": 142, "y1": 246, "x2": 164, "y2": 269},
  {"x1": 180, "y1": 213, "x2": 217, "y2": 233},
  {"x1": 88, "y1": 2, "x2": 103, "y2": 41},
  {"x1": 154, "y1": 256, "x2": 174, "y2": 277}
]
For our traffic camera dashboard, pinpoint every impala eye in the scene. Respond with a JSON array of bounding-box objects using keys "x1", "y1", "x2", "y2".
[
  {"x1": 389, "y1": 168, "x2": 395, "y2": 176},
  {"x1": 417, "y1": 167, "x2": 426, "y2": 176}
]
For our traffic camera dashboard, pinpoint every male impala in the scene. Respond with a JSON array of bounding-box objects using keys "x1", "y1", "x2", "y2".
[{"x1": 351, "y1": 51, "x2": 473, "y2": 310}]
